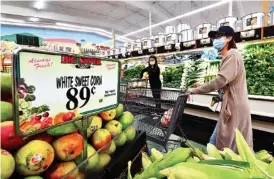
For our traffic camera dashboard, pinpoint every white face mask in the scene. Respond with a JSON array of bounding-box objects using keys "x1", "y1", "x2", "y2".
[{"x1": 150, "y1": 61, "x2": 155, "y2": 65}]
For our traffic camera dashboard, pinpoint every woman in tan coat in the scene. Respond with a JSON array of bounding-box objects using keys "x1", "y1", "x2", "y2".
[{"x1": 190, "y1": 26, "x2": 253, "y2": 152}]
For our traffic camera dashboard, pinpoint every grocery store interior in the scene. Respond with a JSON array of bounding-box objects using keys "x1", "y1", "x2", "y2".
[{"x1": 1, "y1": 0, "x2": 274, "y2": 179}]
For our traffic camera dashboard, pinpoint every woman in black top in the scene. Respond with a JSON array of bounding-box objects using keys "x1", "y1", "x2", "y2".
[{"x1": 140, "y1": 55, "x2": 162, "y2": 109}]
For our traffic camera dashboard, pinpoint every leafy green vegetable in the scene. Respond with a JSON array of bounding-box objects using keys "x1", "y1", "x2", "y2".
[
  {"x1": 162, "y1": 65, "x2": 184, "y2": 88},
  {"x1": 184, "y1": 60, "x2": 205, "y2": 88},
  {"x1": 243, "y1": 42, "x2": 274, "y2": 96},
  {"x1": 122, "y1": 65, "x2": 145, "y2": 84}
]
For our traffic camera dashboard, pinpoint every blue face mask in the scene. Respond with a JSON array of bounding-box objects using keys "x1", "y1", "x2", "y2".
[
  {"x1": 213, "y1": 38, "x2": 226, "y2": 51},
  {"x1": 150, "y1": 61, "x2": 155, "y2": 65}
]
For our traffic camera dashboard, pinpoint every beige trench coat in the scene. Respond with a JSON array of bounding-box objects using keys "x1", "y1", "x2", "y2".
[{"x1": 192, "y1": 49, "x2": 253, "y2": 151}]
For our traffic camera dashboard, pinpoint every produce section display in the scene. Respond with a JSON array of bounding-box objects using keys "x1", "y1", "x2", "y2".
[
  {"x1": 243, "y1": 42, "x2": 274, "y2": 96},
  {"x1": 0, "y1": 98, "x2": 137, "y2": 178},
  {"x1": 121, "y1": 41, "x2": 274, "y2": 97},
  {"x1": 128, "y1": 129, "x2": 274, "y2": 179}
]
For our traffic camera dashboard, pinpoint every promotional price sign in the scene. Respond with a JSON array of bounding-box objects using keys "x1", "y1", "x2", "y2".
[{"x1": 13, "y1": 49, "x2": 120, "y2": 136}]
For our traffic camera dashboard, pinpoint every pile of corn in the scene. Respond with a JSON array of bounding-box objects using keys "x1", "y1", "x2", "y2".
[{"x1": 128, "y1": 129, "x2": 274, "y2": 179}]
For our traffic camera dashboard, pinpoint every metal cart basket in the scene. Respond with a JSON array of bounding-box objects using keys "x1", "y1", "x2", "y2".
[{"x1": 121, "y1": 79, "x2": 189, "y2": 152}]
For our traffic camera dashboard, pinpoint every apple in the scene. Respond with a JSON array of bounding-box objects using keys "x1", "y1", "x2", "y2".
[
  {"x1": 87, "y1": 116, "x2": 103, "y2": 138},
  {"x1": 104, "y1": 120, "x2": 122, "y2": 138},
  {"x1": 100, "y1": 109, "x2": 116, "y2": 121},
  {"x1": 1, "y1": 149, "x2": 15, "y2": 179},
  {"x1": 91, "y1": 129, "x2": 111, "y2": 151}
]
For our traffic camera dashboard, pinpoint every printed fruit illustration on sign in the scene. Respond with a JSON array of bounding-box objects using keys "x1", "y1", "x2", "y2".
[
  {"x1": 105, "y1": 120, "x2": 123, "y2": 138},
  {"x1": 85, "y1": 144, "x2": 100, "y2": 171},
  {"x1": 62, "y1": 112, "x2": 75, "y2": 122},
  {"x1": 1, "y1": 121, "x2": 25, "y2": 151},
  {"x1": 91, "y1": 129, "x2": 111, "y2": 151},
  {"x1": 52, "y1": 133, "x2": 84, "y2": 161},
  {"x1": 115, "y1": 104, "x2": 124, "y2": 119},
  {"x1": 0, "y1": 101, "x2": 13, "y2": 122},
  {"x1": 45, "y1": 161, "x2": 78, "y2": 179},
  {"x1": 1, "y1": 149, "x2": 15, "y2": 179},
  {"x1": 124, "y1": 125, "x2": 137, "y2": 142},
  {"x1": 93, "y1": 153, "x2": 111, "y2": 172},
  {"x1": 119, "y1": 111, "x2": 134, "y2": 129},
  {"x1": 100, "y1": 109, "x2": 116, "y2": 121},
  {"x1": 87, "y1": 116, "x2": 103, "y2": 138},
  {"x1": 114, "y1": 132, "x2": 127, "y2": 147},
  {"x1": 15, "y1": 140, "x2": 54, "y2": 176}
]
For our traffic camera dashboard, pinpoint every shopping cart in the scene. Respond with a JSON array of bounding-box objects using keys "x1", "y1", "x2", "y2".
[{"x1": 121, "y1": 79, "x2": 189, "y2": 152}]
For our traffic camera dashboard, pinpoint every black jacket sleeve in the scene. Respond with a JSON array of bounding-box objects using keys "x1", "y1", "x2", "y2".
[{"x1": 140, "y1": 67, "x2": 148, "y2": 78}]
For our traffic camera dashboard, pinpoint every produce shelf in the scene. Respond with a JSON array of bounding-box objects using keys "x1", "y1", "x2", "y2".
[{"x1": 121, "y1": 84, "x2": 274, "y2": 121}]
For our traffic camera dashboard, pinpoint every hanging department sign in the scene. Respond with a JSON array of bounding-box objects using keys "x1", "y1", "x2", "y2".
[{"x1": 13, "y1": 49, "x2": 120, "y2": 136}]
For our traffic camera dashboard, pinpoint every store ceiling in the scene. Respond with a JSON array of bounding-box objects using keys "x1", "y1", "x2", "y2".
[{"x1": 0, "y1": 1, "x2": 269, "y2": 42}]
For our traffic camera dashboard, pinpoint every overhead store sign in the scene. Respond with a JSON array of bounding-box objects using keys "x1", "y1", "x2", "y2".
[{"x1": 13, "y1": 49, "x2": 120, "y2": 136}]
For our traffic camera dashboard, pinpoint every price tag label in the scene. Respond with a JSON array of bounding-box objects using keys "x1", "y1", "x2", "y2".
[{"x1": 13, "y1": 49, "x2": 120, "y2": 136}]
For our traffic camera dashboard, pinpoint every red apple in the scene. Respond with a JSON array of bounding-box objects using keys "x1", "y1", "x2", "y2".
[
  {"x1": 91, "y1": 129, "x2": 111, "y2": 151},
  {"x1": 100, "y1": 109, "x2": 116, "y2": 121}
]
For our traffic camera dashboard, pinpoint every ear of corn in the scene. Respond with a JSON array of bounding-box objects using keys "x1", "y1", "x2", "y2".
[
  {"x1": 256, "y1": 150, "x2": 273, "y2": 164},
  {"x1": 186, "y1": 156, "x2": 197, "y2": 163},
  {"x1": 199, "y1": 159, "x2": 250, "y2": 169},
  {"x1": 150, "y1": 148, "x2": 164, "y2": 162},
  {"x1": 221, "y1": 148, "x2": 242, "y2": 161},
  {"x1": 142, "y1": 152, "x2": 152, "y2": 169},
  {"x1": 207, "y1": 143, "x2": 223, "y2": 160},
  {"x1": 235, "y1": 128, "x2": 273, "y2": 179},
  {"x1": 133, "y1": 148, "x2": 191, "y2": 179},
  {"x1": 159, "y1": 162, "x2": 251, "y2": 179},
  {"x1": 267, "y1": 160, "x2": 274, "y2": 176}
]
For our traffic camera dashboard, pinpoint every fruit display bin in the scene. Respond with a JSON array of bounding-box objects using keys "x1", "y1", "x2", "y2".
[{"x1": 83, "y1": 131, "x2": 146, "y2": 179}]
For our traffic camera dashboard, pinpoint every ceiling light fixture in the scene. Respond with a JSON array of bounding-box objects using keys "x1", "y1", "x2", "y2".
[
  {"x1": 34, "y1": 0, "x2": 45, "y2": 10},
  {"x1": 1, "y1": 18, "x2": 25, "y2": 23},
  {"x1": 29, "y1": 17, "x2": 39, "y2": 22},
  {"x1": 100, "y1": 0, "x2": 230, "y2": 45}
]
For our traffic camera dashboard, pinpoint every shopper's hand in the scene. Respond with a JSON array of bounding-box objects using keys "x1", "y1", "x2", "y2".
[
  {"x1": 187, "y1": 88, "x2": 196, "y2": 95},
  {"x1": 193, "y1": 82, "x2": 203, "y2": 88}
]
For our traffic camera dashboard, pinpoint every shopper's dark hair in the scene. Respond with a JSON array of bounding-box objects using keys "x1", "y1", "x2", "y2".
[{"x1": 228, "y1": 38, "x2": 237, "y2": 50}]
